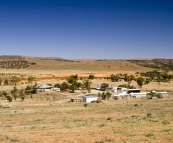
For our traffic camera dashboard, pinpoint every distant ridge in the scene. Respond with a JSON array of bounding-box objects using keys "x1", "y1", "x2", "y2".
[{"x1": 0, "y1": 55, "x2": 68, "y2": 60}]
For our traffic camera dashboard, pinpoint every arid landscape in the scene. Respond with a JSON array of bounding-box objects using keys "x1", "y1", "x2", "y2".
[{"x1": 0, "y1": 56, "x2": 173, "y2": 143}]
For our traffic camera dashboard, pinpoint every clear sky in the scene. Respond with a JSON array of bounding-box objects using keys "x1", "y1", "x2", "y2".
[{"x1": 0, "y1": 0, "x2": 173, "y2": 59}]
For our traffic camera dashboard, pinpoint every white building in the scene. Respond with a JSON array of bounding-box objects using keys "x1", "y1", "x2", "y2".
[{"x1": 83, "y1": 96, "x2": 98, "y2": 103}]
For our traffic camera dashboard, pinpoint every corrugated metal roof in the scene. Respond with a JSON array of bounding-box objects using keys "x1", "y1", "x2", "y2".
[{"x1": 37, "y1": 84, "x2": 53, "y2": 89}]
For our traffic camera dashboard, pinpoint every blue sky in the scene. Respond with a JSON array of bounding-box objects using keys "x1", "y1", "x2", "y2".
[{"x1": 0, "y1": 0, "x2": 173, "y2": 59}]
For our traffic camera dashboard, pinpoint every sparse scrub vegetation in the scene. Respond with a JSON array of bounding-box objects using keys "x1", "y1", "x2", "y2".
[
  {"x1": 145, "y1": 131, "x2": 155, "y2": 137},
  {"x1": 0, "y1": 60, "x2": 36, "y2": 69}
]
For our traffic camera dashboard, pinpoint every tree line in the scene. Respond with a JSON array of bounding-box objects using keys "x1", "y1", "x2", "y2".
[{"x1": 0, "y1": 60, "x2": 36, "y2": 69}]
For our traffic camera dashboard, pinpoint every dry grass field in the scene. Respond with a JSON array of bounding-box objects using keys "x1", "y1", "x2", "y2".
[
  {"x1": 0, "y1": 92, "x2": 173, "y2": 143},
  {"x1": 0, "y1": 57, "x2": 173, "y2": 143}
]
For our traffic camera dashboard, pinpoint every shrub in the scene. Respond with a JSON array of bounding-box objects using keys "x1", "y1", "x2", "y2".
[
  {"x1": 147, "y1": 113, "x2": 152, "y2": 118},
  {"x1": 118, "y1": 84, "x2": 136, "y2": 89},
  {"x1": 88, "y1": 74, "x2": 94, "y2": 79},
  {"x1": 98, "y1": 123, "x2": 106, "y2": 127},
  {"x1": 134, "y1": 104, "x2": 139, "y2": 107},
  {"x1": 147, "y1": 91, "x2": 163, "y2": 99},
  {"x1": 162, "y1": 120, "x2": 170, "y2": 125},
  {"x1": 107, "y1": 117, "x2": 112, "y2": 120},
  {"x1": 145, "y1": 131, "x2": 154, "y2": 137},
  {"x1": 163, "y1": 128, "x2": 173, "y2": 132},
  {"x1": 149, "y1": 118, "x2": 159, "y2": 122}
]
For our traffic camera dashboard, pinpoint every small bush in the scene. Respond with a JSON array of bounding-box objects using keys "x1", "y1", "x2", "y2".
[
  {"x1": 162, "y1": 120, "x2": 170, "y2": 125},
  {"x1": 10, "y1": 138, "x2": 19, "y2": 142},
  {"x1": 94, "y1": 141, "x2": 104, "y2": 143},
  {"x1": 149, "y1": 118, "x2": 159, "y2": 122},
  {"x1": 88, "y1": 75, "x2": 95, "y2": 79},
  {"x1": 145, "y1": 131, "x2": 154, "y2": 137},
  {"x1": 107, "y1": 117, "x2": 112, "y2": 120},
  {"x1": 147, "y1": 113, "x2": 152, "y2": 118},
  {"x1": 163, "y1": 128, "x2": 173, "y2": 132},
  {"x1": 134, "y1": 104, "x2": 139, "y2": 107},
  {"x1": 99, "y1": 123, "x2": 106, "y2": 127}
]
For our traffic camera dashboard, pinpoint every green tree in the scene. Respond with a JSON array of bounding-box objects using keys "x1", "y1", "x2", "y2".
[
  {"x1": 110, "y1": 74, "x2": 119, "y2": 82},
  {"x1": 100, "y1": 83, "x2": 109, "y2": 91},
  {"x1": 124, "y1": 74, "x2": 132, "y2": 84},
  {"x1": 101, "y1": 92, "x2": 107, "y2": 100},
  {"x1": 6, "y1": 95, "x2": 13, "y2": 102},
  {"x1": 83, "y1": 79, "x2": 92, "y2": 93},
  {"x1": 10, "y1": 76, "x2": 20, "y2": 85},
  {"x1": 18, "y1": 88, "x2": 25, "y2": 100},
  {"x1": 2, "y1": 91, "x2": 12, "y2": 102},
  {"x1": 77, "y1": 82, "x2": 82, "y2": 90},
  {"x1": 106, "y1": 92, "x2": 112, "y2": 100},
  {"x1": 54, "y1": 83, "x2": 61, "y2": 88},
  {"x1": 61, "y1": 82, "x2": 69, "y2": 91},
  {"x1": 88, "y1": 74, "x2": 95, "y2": 80},
  {"x1": 147, "y1": 91, "x2": 163, "y2": 99},
  {"x1": 67, "y1": 75, "x2": 78, "y2": 92},
  {"x1": 84, "y1": 103, "x2": 88, "y2": 108},
  {"x1": 4, "y1": 79, "x2": 9, "y2": 85},
  {"x1": 11, "y1": 86, "x2": 18, "y2": 100},
  {"x1": 0, "y1": 78, "x2": 2, "y2": 85},
  {"x1": 145, "y1": 78, "x2": 151, "y2": 85},
  {"x1": 27, "y1": 76, "x2": 35, "y2": 84},
  {"x1": 136, "y1": 77, "x2": 145, "y2": 87}
]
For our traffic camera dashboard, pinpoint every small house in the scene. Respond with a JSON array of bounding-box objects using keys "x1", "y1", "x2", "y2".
[{"x1": 83, "y1": 96, "x2": 98, "y2": 103}]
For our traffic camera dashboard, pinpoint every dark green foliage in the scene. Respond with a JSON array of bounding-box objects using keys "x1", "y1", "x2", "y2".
[
  {"x1": 67, "y1": 75, "x2": 78, "y2": 92},
  {"x1": 25, "y1": 84, "x2": 37, "y2": 94},
  {"x1": 0, "y1": 78, "x2": 2, "y2": 85},
  {"x1": 11, "y1": 86, "x2": 18, "y2": 100},
  {"x1": 47, "y1": 83, "x2": 52, "y2": 86},
  {"x1": 88, "y1": 74, "x2": 95, "y2": 79},
  {"x1": 6, "y1": 95, "x2": 13, "y2": 102},
  {"x1": 1, "y1": 91, "x2": 13, "y2": 102},
  {"x1": 136, "y1": 77, "x2": 145, "y2": 87},
  {"x1": 98, "y1": 92, "x2": 112, "y2": 100},
  {"x1": 162, "y1": 120, "x2": 170, "y2": 125},
  {"x1": 61, "y1": 82, "x2": 69, "y2": 91},
  {"x1": 0, "y1": 60, "x2": 35, "y2": 69},
  {"x1": 147, "y1": 113, "x2": 152, "y2": 118},
  {"x1": 127, "y1": 59, "x2": 173, "y2": 71},
  {"x1": 110, "y1": 74, "x2": 119, "y2": 82},
  {"x1": 144, "y1": 78, "x2": 151, "y2": 85},
  {"x1": 77, "y1": 82, "x2": 82, "y2": 90},
  {"x1": 100, "y1": 83, "x2": 109, "y2": 91},
  {"x1": 83, "y1": 80, "x2": 92, "y2": 93},
  {"x1": 145, "y1": 131, "x2": 154, "y2": 137},
  {"x1": 124, "y1": 74, "x2": 133, "y2": 84},
  {"x1": 83, "y1": 103, "x2": 88, "y2": 108},
  {"x1": 54, "y1": 83, "x2": 61, "y2": 88},
  {"x1": 4, "y1": 79, "x2": 9, "y2": 85},
  {"x1": 118, "y1": 84, "x2": 136, "y2": 89},
  {"x1": 10, "y1": 76, "x2": 20, "y2": 85},
  {"x1": 147, "y1": 91, "x2": 163, "y2": 99},
  {"x1": 27, "y1": 76, "x2": 35, "y2": 83},
  {"x1": 141, "y1": 70, "x2": 172, "y2": 83},
  {"x1": 107, "y1": 117, "x2": 112, "y2": 120},
  {"x1": 18, "y1": 88, "x2": 25, "y2": 100}
]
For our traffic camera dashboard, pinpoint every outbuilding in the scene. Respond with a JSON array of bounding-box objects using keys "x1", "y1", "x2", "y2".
[
  {"x1": 37, "y1": 84, "x2": 53, "y2": 92},
  {"x1": 83, "y1": 96, "x2": 98, "y2": 103}
]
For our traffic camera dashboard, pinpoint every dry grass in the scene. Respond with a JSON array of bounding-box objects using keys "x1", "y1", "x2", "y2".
[
  {"x1": 0, "y1": 58, "x2": 173, "y2": 143},
  {"x1": 0, "y1": 87, "x2": 173, "y2": 143}
]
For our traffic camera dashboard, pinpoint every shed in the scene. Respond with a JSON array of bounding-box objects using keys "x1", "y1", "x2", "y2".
[
  {"x1": 83, "y1": 96, "x2": 98, "y2": 103},
  {"x1": 37, "y1": 84, "x2": 53, "y2": 92},
  {"x1": 71, "y1": 98, "x2": 83, "y2": 102}
]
